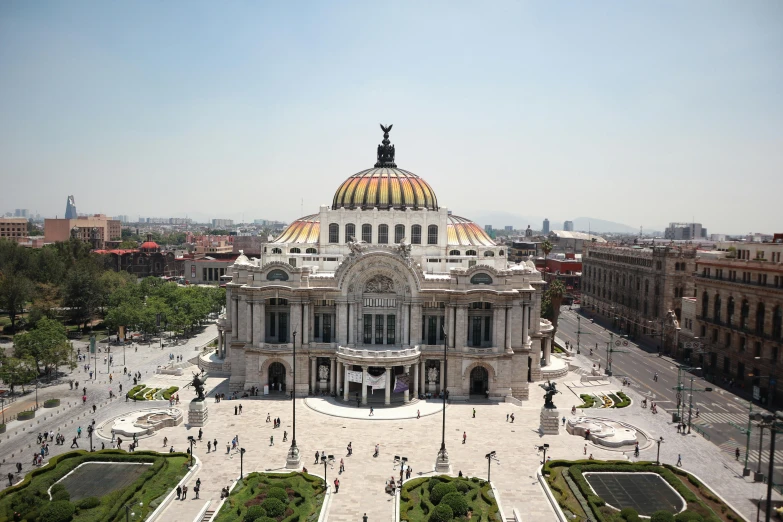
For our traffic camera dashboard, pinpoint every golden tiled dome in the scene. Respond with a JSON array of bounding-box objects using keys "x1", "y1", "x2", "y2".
[{"x1": 332, "y1": 168, "x2": 439, "y2": 211}]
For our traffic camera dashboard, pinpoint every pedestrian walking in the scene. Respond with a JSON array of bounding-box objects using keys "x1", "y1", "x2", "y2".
[
  {"x1": 182, "y1": 485, "x2": 187, "y2": 500},
  {"x1": 8, "y1": 472, "x2": 14, "y2": 486},
  {"x1": 283, "y1": 431, "x2": 288, "y2": 442},
  {"x1": 510, "y1": 413, "x2": 515, "y2": 423},
  {"x1": 735, "y1": 447, "x2": 740, "y2": 460},
  {"x1": 71, "y1": 437, "x2": 78, "y2": 448},
  {"x1": 164, "y1": 436, "x2": 168, "y2": 447},
  {"x1": 239, "y1": 404, "x2": 243, "y2": 414},
  {"x1": 266, "y1": 413, "x2": 271, "y2": 422},
  {"x1": 506, "y1": 413, "x2": 509, "y2": 422},
  {"x1": 584, "y1": 444, "x2": 587, "y2": 455},
  {"x1": 347, "y1": 442, "x2": 352, "y2": 456},
  {"x1": 417, "y1": 410, "x2": 420, "y2": 419},
  {"x1": 653, "y1": 372, "x2": 658, "y2": 382},
  {"x1": 676, "y1": 454, "x2": 682, "y2": 467},
  {"x1": 315, "y1": 451, "x2": 320, "y2": 464},
  {"x1": 339, "y1": 458, "x2": 344, "y2": 473},
  {"x1": 472, "y1": 408, "x2": 476, "y2": 418},
  {"x1": 369, "y1": 407, "x2": 374, "y2": 416},
  {"x1": 194, "y1": 485, "x2": 200, "y2": 499},
  {"x1": 462, "y1": 431, "x2": 467, "y2": 444},
  {"x1": 198, "y1": 428, "x2": 203, "y2": 440},
  {"x1": 270, "y1": 435, "x2": 274, "y2": 446},
  {"x1": 562, "y1": 416, "x2": 566, "y2": 426},
  {"x1": 234, "y1": 405, "x2": 238, "y2": 415},
  {"x1": 207, "y1": 440, "x2": 212, "y2": 453},
  {"x1": 677, "y1": 424, "x2": 681, "y2": 433},
  {"x1": 334, "y1": 478, "x2": 340, "y2": 493},
  {"x1": 176, "y1": 485, "x2": 182, "y2": 499},
  {"x1": 226, "y1": 442, "x2": 230, "y2": 454}
]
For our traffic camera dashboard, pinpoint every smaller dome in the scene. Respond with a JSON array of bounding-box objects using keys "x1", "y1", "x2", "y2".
[
  {"x1": 272, "y1": 214, "x2": 320, "y2": 244},
  {"x1": 140, "y1": 241, "x2": 159, "y2": 251}
]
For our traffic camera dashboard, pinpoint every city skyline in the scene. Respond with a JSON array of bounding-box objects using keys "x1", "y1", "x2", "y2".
[{"x1": 1, "y1": 1, "x2": 781, "y2": 234}]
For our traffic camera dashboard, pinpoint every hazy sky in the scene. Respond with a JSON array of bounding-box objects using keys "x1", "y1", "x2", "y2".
[{"x1": 1, "y1": 1, "x2": 780, "y2": 234}]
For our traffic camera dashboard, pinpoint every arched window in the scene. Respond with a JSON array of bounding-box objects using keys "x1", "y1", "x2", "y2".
[
  {"x1": 701, "y1": 292, "x2": 709, "y2": 317},
  {"x1": 328, "y1": 223, "x2": 339, "y2": 243},
  {"x1": 290, "y1": 247, "x2": 301, "y2": 254},
  {"x1": 378, "y1": 224, "x2": 389, "y2": 244},
  {"x1": 449, "y1": 250, "x2": 461, "y2": 256},
  {"x1": 756, "y1": 302, "x2": 765, "y2": 335},
  {"x1": 773, "y1": 305, "x2": 782, "y2": 339},
  {"x1": 484, "y1": 251, "x2": 495, "y2": 257},
  {"x1": 267, "y1": 269, "x2": 289, "y2": 281},
  {"x1": 727, "y1": 297, "x2": 735, "y2": 326},
  {"x1": 305, "y1": 248, "x2": 317, "y2": 254},
  {"x1": 362, "y1": 224, "x2": 372, "y2": 243},
  {"x1": 466, "y1": 249, "x2": 477, "y2": 256},
  {"x1": 714, "y1": 294, "x2": 721, "y2": 323},
  {"x1": 427, "y1": 225, "x2": 438, "y2": 245},
  {"x1": 271, "y1": 247, "x2": 282, "y2": 254},
  {"x1": 394, "y1": 224, "x2": 405, "y2": 244},
  {"x1": 345, "y1": 223, "x2": 355, "y2": 242},
  {"x1": 470, "y1": 273, "x2": 493, "y2": 285},
  {"x1": 411, "y1": 225, "x2": 422, "y2": 244},
  {"x1": 499, "y1": 250, "x2": 504, "y2": 256}
]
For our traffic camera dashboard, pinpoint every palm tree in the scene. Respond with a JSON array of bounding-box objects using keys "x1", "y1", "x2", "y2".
[
  {"x1": 547, "y1": 279, "x2": 566, "y2": 338},
  {"x1": 540, "y1": 239, "x2": 553, "y2": 259}
]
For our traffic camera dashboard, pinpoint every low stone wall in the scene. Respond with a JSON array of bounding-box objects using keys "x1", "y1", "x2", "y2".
[{"x1": 542, "y1": 365, "x2": 569, "y2": 379}]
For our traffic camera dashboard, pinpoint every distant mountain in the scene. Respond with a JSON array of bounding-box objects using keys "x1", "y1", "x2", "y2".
[{"x1": 571, "y1": 217, "x2": 638, "y2": 234}]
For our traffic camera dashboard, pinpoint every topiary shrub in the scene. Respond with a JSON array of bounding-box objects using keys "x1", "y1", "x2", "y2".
[
  {"x1": 429, "y1": 504, "x2": 453, "y2": 522},
  {"x1": 650, "y1": 511, "x2": 675, "y2": 522},
  {"x1": 49, "y1": 484, "x2": 70, "y2": 502},
  {"x1": 430, "y1": 482, "x2": 457, "y2": 505},
  {"x1": 260, "y1": 498, "x2": 285, "y2": 518},
  {"x1": 674, "y1": 511, "x2": 704, "y2": 522},
  {"x1": 257, "y1": 518, "x2": 277, "y2": 522},
  {"x1": 44, "y1": 399, "x2": 60, "y2": 408},
  {"x1": 441, "y1": 491, "x2": 469, "y2": 517},
  {"x1": 427, "y1": 477, "x2": 443, "y2": 492},
  {"x1": 17, "y1": 410, "x2": 35, "y2": 420},
  {"x1": 39, "y1": 500, "x2": 75, "y2": 522},
  {"x1": 243, "y1": 505, "x2": 267, "y2": 521},
  {"x1": 453, "y1": 479, "x2": 470, "y2": 493},
  {"x1": 76, "y1": 497, "x2": 100, "y2": 510},
  {"x1": 266, "y1": 487, "x2": 288, "y2": 503},
  {"x1": 620, "y1": 507, "x2": 640, "y2": 521}
]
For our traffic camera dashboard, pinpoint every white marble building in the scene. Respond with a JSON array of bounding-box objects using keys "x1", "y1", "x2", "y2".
[{"x1": 218, "y1": 126, "x2": 554, "y2": 403}]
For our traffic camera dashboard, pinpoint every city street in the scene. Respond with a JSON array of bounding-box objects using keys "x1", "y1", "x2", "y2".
[{"x1": 555, "y1": 306, "x2": 783, "y2": 491}]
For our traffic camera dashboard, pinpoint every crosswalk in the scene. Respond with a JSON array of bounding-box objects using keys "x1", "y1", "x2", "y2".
[
  {"x1": 690, "y1": 412, "x2": 748, "y2": 426},
  {"x1": 717, "y1": 439, "x2": 783, "y2": 471}
]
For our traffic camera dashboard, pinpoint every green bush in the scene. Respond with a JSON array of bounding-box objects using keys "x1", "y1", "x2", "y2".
[
  {"x1": 17, "y1": 410, "x2": 35, "y2": 420},
  {"x1": 39, "y1": 500, "x2": 75, "y2": 522},
  {"x1": 441, "y1": 491, "x2": 469, "y2": 517},
  {"x1": 260, "y1": 498, "x2": 285, "y2": 518},
  {"x1": 650, "y1": 511, "x2": 675, "y2": 522},
  {"x1": 44, "y1": 399, "x2": 61, "y2": 408},
  {"x1": 578, "y1": 394, "x2": 595, "y2": 408},
  {"x1": 429, "y1": 504, "x2": 453, "y2": 522},
  {"x1": 162, "y1": 386, "x2": 179, "y2": 400},
  {"x1": 674, "y1": 511, "x2": 704, "y2": 522},
  {"x1": 243, "y1": 505, "x2": 267, "y2": 521},
  {"x1": 454, "y1": 479, "x2": 470, "y2": 493},
  {"x1": 620, "y1": 507, "x2": 640, "y2": 521},
  {"x1": 76, "y1": 497, "x2": 100, "y2": 509},
  {"x1": 50, "y1": 487, "x2": 70, "y2": 503},
  {"x1": 266, "y1": 487, "x2": 288, "y2": 503},
  {"x1": 430, "y1": 482, "x2": 457, "y2": 505},
  {"x1": 427, "y1": 477, "x2": 443, "y2": 492},
  {"x1": 256, "y1": 518, "x2": 276, "y2": 522},
  {"x1": 615, "y1": 392, "x2": 631, "y2": 408}
]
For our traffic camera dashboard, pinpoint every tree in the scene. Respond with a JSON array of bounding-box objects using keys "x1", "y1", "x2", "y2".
[
  {"x1": 0, "y1": 272, "x2": 33, "y2": 331},
  {"x1": 540, "y1": 239, "x2": 553, "y2": 258},
  {"x1": 545, "y1": 279, "x2": 566, "y2": 338},
  {"x1": 0, "y1": 355, "x2": 38, "y2": 393},
  {"x1": 13, "y1": 317, "x2": 72, "y2": 377},
  {"x1": 63, "y1": 263, "x2": 103, "y2": 330}
]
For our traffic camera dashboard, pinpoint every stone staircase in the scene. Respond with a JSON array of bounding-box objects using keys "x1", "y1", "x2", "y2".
[{"x1": 199, "y1": 509, "x2": 215, "y2": 522}]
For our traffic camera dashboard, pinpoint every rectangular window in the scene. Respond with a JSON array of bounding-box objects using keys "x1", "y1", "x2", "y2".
[
  {"x1": 363, "y1": 314, "x2": 372, "y2": 344},
  {"x1": 723, "y1": 356, "x2": 730, "y2": 374},
  {"x1": 394, "y1": 225, "x2": 405, "y2": 244},
  {"x1": 270, "y1": 313, "x2": 276, "y2": 337},
  {"x1": 754, "y1": 341, "x2": 761, "y2": 357},
  {"x1": 323, "y1": 314, "x2": 332, "y2": 343},
  {"x1": 329, "y1": 224, "x2": 339, "y2": 243},
  {"x1": 439, "y1": 316, "x2": 445, "y2": 341},
  {"x1": 427, "y1": 316, "x2": 437, "y2": 345},
  {"x1": 203, "y1": 268, "x2": 207, "y2": 281},
  {"x1": 427, "y1": 225, "x2": 438, "y2": 245},
  {"x1": 483, "y1": 316, "x2": 491, "y2": 342},
  {"x1": 736, "y1": 362, "x2": 745, "y2": 381},
  {"x1": 411, "y1": 225, "x2": 421, "y2": 244},
  {"x1": 386, "y1": 314, "x2": 395, "y2": 345},
  {"x1": 375, "y1": 314, "x2": 384, "y2": 344},
  {"x1": 362, "y1": 224, "x2": 372, "y2": 243},
  {"x1": 279, "y1": 313, "x2": 288, "y2": 343},
  {"x1": 314, "y1": 315, "x2": 321, "y2": 339},
  {"x1": 289, "y1": 258, "x2": 297, "y2": 267},
  {"x1": 725, "y1": 332, "x2": 731, "y2": 347}
]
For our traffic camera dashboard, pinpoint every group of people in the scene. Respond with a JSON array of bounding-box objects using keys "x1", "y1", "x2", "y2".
[{"x1": 266, "y1": 413, "x2": 282, "y2": 428}]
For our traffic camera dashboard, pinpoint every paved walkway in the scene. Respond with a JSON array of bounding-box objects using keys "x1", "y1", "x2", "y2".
[{"x1": 304, "y1": 396, "x2": 444, "y2": 420}]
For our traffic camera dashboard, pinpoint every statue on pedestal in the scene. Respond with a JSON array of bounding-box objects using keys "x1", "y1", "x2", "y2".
[
  {"x1": 186, "y1": 371, "x2": 207, "y2": 401},
  {"x1": 539, "y1": 380, "x2": 559, "y2": 409}
]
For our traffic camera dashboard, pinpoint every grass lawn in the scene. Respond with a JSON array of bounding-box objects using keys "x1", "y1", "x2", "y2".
[
  {"x1": 0, "y1": 450, "x2": 189, "y2": 522},
  {"x1": 215, "y1": 472, "x2": 325, "y2": 522},
  {"x1": 400, "y1": 475, "x2": 502, "y2": 522}
]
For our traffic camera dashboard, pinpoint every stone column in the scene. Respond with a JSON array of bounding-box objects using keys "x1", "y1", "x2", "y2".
[
  {"x1": 439, "y1": 359, "x2": 445, "y2": 394},
  {"x1": 231, "y1": 298, "x2": 239, "y2": 339},
  {"x1": 410, "y1": 304, "x2": 422, "y2": 345},
  {"x1": 455, "y1": 305, "x2": 467, "y2": 351},
  {"x1": 310, "y1": 358, "x2": 317, "y2": 394},
  {"x1": 336, "y1": 361, "x2": 343, "y2": 398},
  {"x1": 252, "y1": 302, "x2": 262, "y2": 347},
  {"x1": 413, "y1": 361, "x2": 419, "y2": 399},
  {"x1": 505, "y1": 306, "x2": 512, "y2": 353},
  {"x1": 403, "y1": 365, "x2": 411, "y2": 403},
  {"x1": 492, "y1": 306, "x2": 501, "y2": 353},
  {"x1": 246, "y1": 300, "x2": 253, "y2": 344},
  {"x1": 402, "y1": 303, "x2": 410, "y2": 346},
  {"x1": 302, "y1": 303, "x2": 309, "y2": 346},
  {"x1": 385, "y1": 366, "x2": 392, "y2": 405},
  {"x1": 361, "y1": 366, "x2": 368, "y2": 405},
  {"x1": 346, "y1": 303, "x2": 351, "y2": 344},
  {"x1": 258, "y1": 302, "x2": 266, "y2": 347},
  {"x1": 218, "y1": 327, "x2": 224, "y2": 357},
  {"x1": 343, "y1": 363, "x2": 350, "y2": 401},
  {"x1": 521, "y1": 304, "x2": 529, "y2": 348},
  {"x1": 420, "y1": 360, "x2": 426, "y2": 392},
  {"x1": 337, "y1": 303, "x2": 348, "y2": 345},
  {"x1": 444, "y1": 304, "x2": 452, "y2": 348},
  {"x1": 330, "y1": 358, "x2": 336, "y2": 394},
  {"x1": 543, "y1": 337, "x2": 552, "y2": 366},
  {"x1": 290, "y1": 302, "x2": 301, "y2": 345}
]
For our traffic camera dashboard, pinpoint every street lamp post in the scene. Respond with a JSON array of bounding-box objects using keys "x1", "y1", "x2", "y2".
[
  {"x1": 321, "y1": 454, "x2": 328, "y2": 489},
  {"x1": 187, "y1": 436, "x2": 195, "y2": 467},
  {"x1": 88, "y1": 424, "x2": 94, "y2": 452},
  {"x1": 538, "y1": 444, "x2": 549, "y2": 465},
  {"x1": 124, "y1": 502, "x2": 143, "y2": 522},
  {"x1": 655, "y1": 437, "x2": 664, "y2": 465},
  {"x1": 286, "y1": 329, "x2": 300, "y2": 468},
  {"x1": 485, "y1": 451, "x2": 497, "y2": 482},
  {"x1": 35, "y1": 378, "x2": 38, "y2": 410},
  {"x1": 435, "y1": 327, "x2": 450, "y2": 472},
  {"x1": 240, "y1": 448, "x2": 246, "y2": 479},
  {"x1": 1, "y1": 397, "x2": 4, "y2": 425}
]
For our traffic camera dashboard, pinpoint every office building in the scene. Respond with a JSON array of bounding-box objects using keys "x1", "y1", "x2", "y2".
[
  {"x1": 212, "y1": 219, "x2": 234, "y2": 229},
  {"x1": 45, "y1": 214, "x2": 121, "y2": 249},
  {"x1": 563, "y1": 220, "x2": 574, "y2": 232},
  {"x1": 64, "y1": 196, "x2": 78, "y2": 219},
  {"x1": 665, "y1": 222, "x2": 707, "y2": 240},
  {"x1": 542, "y1": 219, "x2": 550, "y2": 234},
  {"x1": 0, "y1": 217, "x2": 29, "y2": 242}
]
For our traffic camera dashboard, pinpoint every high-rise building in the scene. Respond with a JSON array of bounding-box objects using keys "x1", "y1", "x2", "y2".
[
  {"x1": 64, "y1": 196, "x2": 78, "y2": 219},
  {"x1": 542, "y1": 219, "x2": 550, "y2": 234},
  {"x1": 664, "y1": 222, "x2": 706, "y2": 240},
  {"x1": 211, "y1": 219, "x2": 234, "y2": 228},
  {"x1": 14, "y1": 209, "x2": 29, "y2": 218},
  {"x1": 504, "y1": 226, "x2": 513, "y2": 232},
  {"x1": 563, "y1": 220, "x2": 574, "y2": 231},
  {"x1": 45, "y1": 214, "x2": 121, "y2": 249}
]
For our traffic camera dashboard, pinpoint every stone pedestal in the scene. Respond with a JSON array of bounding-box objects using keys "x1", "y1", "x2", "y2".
[
  {"x1": 428, "y1": 382, "x2": 438, "y2": 394},
  {"x1": 285, "y1": 445, "x2": 301, "y2": 469},
  {"x1": 434, "y1": 448, "x2": 451, "y2": 473},
  {"x1": 318, "y1": 379, "x2": 328, "y2": 391},
  {"x1": 188, "y1": 400, "x2": 209, "y2": 427},
  {"x1": 539, "y1": 407, "x2": 560, "y2": 435}
]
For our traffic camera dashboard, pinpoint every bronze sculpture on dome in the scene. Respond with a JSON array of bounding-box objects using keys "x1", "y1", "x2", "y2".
[{"x1": 375, "y1": 123, "x2": 397, "y2": 168}]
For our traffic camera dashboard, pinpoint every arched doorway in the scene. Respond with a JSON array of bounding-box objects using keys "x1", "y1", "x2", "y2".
[
  {"x1": 469, "y1": 366, "x2": 489, "y2": 395},
  {"x1": 268, "y1": 362, "x2": 286, "y2": 392}
]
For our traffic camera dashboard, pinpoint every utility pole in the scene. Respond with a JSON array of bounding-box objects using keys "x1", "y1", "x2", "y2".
[
  {"x1": 685, "y1": 376, "x2": 712, "y2": 434},
  {"x1": 605, "y1": 332, "x2": 628, "y2": 377},
  {"x1": 575, "y1": 316, "x2": 593, "y2": 355}
]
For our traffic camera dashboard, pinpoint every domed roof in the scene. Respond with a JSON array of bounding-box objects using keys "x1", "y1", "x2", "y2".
[
  {"x1": 447, "y1": 215, "x2": 496, "y2": 247},
  {"x1": 140, "y1": 241, "x2": 159, "y2": 251},
  {"x1": 332, "y1": 168, "x2": 438, "y2": 211},
  {"x1": 272, "y1": 214, "x2": 320, "y2": 244}
]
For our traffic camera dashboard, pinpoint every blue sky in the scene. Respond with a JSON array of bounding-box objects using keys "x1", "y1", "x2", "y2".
[{"x1": 1, "y1": 1, "x2": 780, "y2": 233}]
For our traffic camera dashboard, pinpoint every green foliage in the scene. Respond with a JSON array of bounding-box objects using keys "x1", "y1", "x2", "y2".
[
  {"x1": 76, "y1": 497, "x2": 100, "y2": 509},
  {"x1": 441, "y1": 491, "x2": 469, "y2": 517},
  {"x1": 578, "y1": 394, "x2": 595, "y2": 408},
  {"x1": 620, "y1": 507, "x2": 639, "y2": 521},
  {"x1": 259, "y1": 498, "x2": 285, "y2": 518},
  {"x1": 614, "y1": 392, "x2": 631, "y2": 408},
  {"x1": 0, "y1": 355, "x2": 38, "y2": 393},
  {"x1": 266, "y1": 487, "x2": 288, "y2": 503},
  {"x1": 162, "y1": 386, "x2": 179, "y2": 400},
  {"x1": 429, "y1": 504, "x2": 453, "y2": 522},
  {"x1": 430, "y1": 482, "x2": 457, "y2": 505},
  {"x1": 13, "y1": 317, "x2": 71, "y2": 376},
  {"x1": 50, "y1": 483, "x2": 70, "y2": 502},
  {"x1": 38, "y1": 500, "x2": 75, "y2": 522},
  {"x1": 453, "y1": 479, "x2": 470, "y2": 493},
  {"x1": 427, "y1": 477, "x2": 442, "y2": 492},
  {"x1": 650, "y1": 511, "x2": 675, "y2": 522},
  {"x1": 0, "y1": 272, "x2": 33, "y2": 330},
  {"x1": 243, "y1": 505, "x2": 267, "y2": 521},
  {"x1": 674, "y1": 511, "x2": 704, "y2": 522}
]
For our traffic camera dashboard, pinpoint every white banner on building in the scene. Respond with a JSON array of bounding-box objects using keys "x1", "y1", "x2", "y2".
[
  {"x1": 346, "y1": 370, "x2": 363, "y2": 384},
  {"x1": 366, "y1": 372, "x2": 386, "y2": 390}
]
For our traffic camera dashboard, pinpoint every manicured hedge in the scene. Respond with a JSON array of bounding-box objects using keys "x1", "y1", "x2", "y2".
[
  {"x1": 17, "y1": 410, "x2": 35, "y2": 420},
  {"x1": 162, "y1": 386, "x2": 179, "y2": 400},
  {"x1": 44, "y1": 398, "x2": 61, "y2": 408},
  {"x1": 578, "y1": 394, "x2": 596, "y2": 408},
  {"x1": 614, "y1": 392, "x2": 631, "y2": 408}
]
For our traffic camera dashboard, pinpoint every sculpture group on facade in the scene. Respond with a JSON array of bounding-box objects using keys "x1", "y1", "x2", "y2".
[
  {"x1": 364, "y1": 274, "x2": 395, "y2": 293},
  {"x1": 427, "y1": 366, "x2": 439, "y2": 385}
]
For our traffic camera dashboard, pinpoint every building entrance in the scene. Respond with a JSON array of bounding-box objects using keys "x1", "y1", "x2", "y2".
[
  {"x1": 268, "y1": 362, "x2": 286, "y2": 391},
  {"x1": 469, "y1": 366, "x2": 488, "y2": 395}
]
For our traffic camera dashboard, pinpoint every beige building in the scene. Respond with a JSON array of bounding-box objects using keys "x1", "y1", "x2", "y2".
[
  {"x1": 45, "y1": 215, "x2": 121, "y2": 248},
  {"x1": 694, "y1": 244, "x2": 783, "y2": 408},
  {"x1": 582, "y1": 243, "x2": 697, "y2": 350},
  {"x1": 0, "y1": 217, "x2": 28, "y2": 242}
]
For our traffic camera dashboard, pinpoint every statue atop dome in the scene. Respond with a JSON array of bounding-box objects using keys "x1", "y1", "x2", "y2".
[{"x1": 374, "y1": 123, "x2": 397, "y2": 167}]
